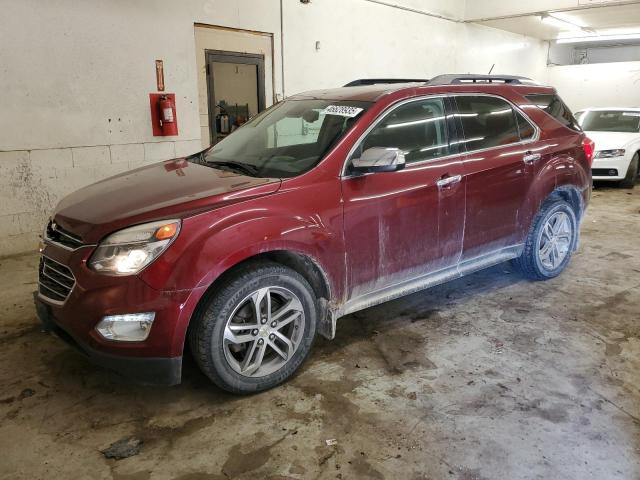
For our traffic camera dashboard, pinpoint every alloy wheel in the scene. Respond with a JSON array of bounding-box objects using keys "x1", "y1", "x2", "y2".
[
  {"x1": 538, "y1": 211, "x2": 572, "y2": 271},
  {"x1": 222, "y1": 286, "x2": 305, "y2": 377}
]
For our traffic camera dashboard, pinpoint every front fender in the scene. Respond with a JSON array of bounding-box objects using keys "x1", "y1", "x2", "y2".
[
  {"x1": 193, "y1": 215, "x2": 337, "y2": 291},
  {"x1": 139, "y1": 191, "x2": 345, "y2": 298},
  {"x1": 623, "y1": 139, "x2": 640, "y2": 163}
]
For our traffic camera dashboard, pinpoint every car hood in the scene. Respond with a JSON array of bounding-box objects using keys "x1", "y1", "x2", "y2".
[
  {"x1": 53, "y1": 159, "x2": 281, "y2": 243},
  {"x1": 584, "y1": 131, "x2": 640, "y2": 152}
]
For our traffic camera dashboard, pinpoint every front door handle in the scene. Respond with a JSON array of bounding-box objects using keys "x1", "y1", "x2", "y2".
[
  {"x1": 436, "y1": 174, "x2": 462, "y2": 188},
  {"x1": 523, "y1": 152, "x2": 542, "y2": 164}
]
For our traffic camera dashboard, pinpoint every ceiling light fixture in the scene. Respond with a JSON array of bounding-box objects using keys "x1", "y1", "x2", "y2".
[{"x1": 557, "y1": 33, "x2": 640, "y2": 44}]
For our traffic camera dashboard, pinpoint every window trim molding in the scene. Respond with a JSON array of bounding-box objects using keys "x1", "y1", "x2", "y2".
[{"x1": 514, "y1": 108, "x2": 537, "y2": 143}]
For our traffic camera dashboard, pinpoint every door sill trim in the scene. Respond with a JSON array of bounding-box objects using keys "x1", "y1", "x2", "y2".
[{"x1": 336, "y1": 244, "x2": 523, "y2": 319}]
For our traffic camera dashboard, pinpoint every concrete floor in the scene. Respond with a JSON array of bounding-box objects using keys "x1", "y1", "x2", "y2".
[{"x1": 1, "y1": 185, "x2": 639, "y2": 480}]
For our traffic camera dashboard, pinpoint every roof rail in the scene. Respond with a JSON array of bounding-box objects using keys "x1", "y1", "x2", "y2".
[
  {"x1": 427, "y1": 74, "x2": 537, "y2": 86},
  {"x1": 343, "y1": 78, "x2": 430, "y2": 87}
]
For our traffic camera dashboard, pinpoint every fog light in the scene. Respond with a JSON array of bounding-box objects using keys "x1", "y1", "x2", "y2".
[{"x1": 96, "y1": 312, "x2": 155, "y2": 342}]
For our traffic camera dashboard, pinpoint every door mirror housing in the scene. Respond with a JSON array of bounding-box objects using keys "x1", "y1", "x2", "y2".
[{"x1": 351, "y1": 147, "x2": 406, "y2": 174}]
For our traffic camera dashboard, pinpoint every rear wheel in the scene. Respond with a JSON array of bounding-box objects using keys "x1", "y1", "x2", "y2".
[
  {"x1": 620, "y1": 153, "x2": 639, "y2": 189},
  {"x1": 189, "y1": 262, "x2": 317, "y2": 394},
  {"x1": 514, "y1": 198, "x2": 578, "y2": 280}
]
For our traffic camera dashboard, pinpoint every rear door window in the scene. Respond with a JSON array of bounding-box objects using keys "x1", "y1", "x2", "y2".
[
  {"x1": 526, "y1": 94, "x2": 581, "y2": 131},
  {"x1": 454, "y1": 96, "x2": 520, "y2": 151}
]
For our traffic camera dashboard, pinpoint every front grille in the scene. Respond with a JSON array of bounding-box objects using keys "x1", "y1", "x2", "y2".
[
  {"x1": 39, "y1": 256, "x2": 75, "y2": 303},
  {"x1": 45, "y1": 220, "x2": 84, "y2": 249},
  {"x1": 592, "y1": 168, "x2": 619, "y2": 177}
]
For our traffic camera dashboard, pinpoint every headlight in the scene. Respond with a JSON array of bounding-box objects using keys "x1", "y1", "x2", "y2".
[
  {"x1": 89, "y1": 219, "x2": 180, "y2": 275},
  {"x1": 595, "y1": 149, "x2": 625, "y2": 158}
]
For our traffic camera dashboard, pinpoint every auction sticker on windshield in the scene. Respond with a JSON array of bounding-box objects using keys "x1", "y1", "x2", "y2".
[{"x1": 322, "y1": 105, "x2": 364, "y2": 117}]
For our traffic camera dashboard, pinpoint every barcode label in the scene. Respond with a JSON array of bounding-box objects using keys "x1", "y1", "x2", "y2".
[{"x1": 322, "y1": 105, "x2": 364, "y2": 117}]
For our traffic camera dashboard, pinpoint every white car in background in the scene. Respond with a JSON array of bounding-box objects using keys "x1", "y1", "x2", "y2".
[{"x1": 575, "y1": 108, "x2": 640, "y2": 188}]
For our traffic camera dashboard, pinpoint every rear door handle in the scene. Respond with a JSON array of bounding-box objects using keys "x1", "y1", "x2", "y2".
[
  {"x1": 436, "y1": 174, "x2": 462, "y2": 188},
  {"x1": 523, "y1": 152, "x2": 542, "y2": 164}
]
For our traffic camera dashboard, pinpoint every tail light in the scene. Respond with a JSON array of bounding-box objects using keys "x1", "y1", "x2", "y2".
[{"x1": 582, "y1": 136, "x2": 595, "y2": 166}]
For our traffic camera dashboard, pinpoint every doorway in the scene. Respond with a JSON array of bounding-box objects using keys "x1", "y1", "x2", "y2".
[
  {"x1": 194, "y1": 24, "x2": 274, "y2": 148},
  {"x1": 206, "y1": 50, "x2": 266, "y2": 145}
]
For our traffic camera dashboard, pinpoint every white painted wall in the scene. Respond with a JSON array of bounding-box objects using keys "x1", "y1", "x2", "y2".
[
  {"x1": 454, "y1": 23, "x2": 548, "y2": 81},
  {"x1": 547, "y1": 61, "x2": 640, "y2": 111},
  {"x1": 282, "y1": 0, "x2": 460, "y2": 93},
  {"x1": 0, "y1": 0, "x2": 547, "y2": 255},
  {"x1": 1, "y1": 0, "x2": 286, "y2": 152}
]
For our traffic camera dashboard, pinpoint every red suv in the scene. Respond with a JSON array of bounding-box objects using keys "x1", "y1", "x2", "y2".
[{"x1": 35, "y1": 75, "x2": 593, "y2": 393}]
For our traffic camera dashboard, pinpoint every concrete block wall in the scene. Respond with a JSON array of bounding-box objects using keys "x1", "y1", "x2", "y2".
[{"x1": 0, "y1": 139, "x2": 201, "y2": 255}]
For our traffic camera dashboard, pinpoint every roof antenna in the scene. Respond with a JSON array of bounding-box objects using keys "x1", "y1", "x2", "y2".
[{"x1": 488, "y1": 64, "x2": 495, "y2": 75}]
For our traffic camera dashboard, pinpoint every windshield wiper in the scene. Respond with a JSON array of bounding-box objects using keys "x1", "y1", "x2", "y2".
[{"x1": 203, "y1": 160, "x2": 260, "y2": 177}]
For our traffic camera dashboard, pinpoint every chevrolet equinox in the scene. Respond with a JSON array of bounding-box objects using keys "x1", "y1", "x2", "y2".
[{"x1": 35, "y1": 75, "x2": 593, "y2": 393}]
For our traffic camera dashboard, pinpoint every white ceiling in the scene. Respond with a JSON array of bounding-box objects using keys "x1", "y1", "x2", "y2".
[{"x1": 471, "y1": 2, "x2": 640, "y2": 40}]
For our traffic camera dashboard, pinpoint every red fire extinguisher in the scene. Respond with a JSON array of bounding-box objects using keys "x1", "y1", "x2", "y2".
[
  {"x1": 158, "y1": 95, "x2": 178, "y2": 136},
  {"x1": 149, "y1": 92, "x2": 178, "y2": 136}
]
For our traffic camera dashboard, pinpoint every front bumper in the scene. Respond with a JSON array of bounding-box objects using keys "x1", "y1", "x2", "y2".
[
  {"x1": 35, "y1": 293, "x2": 182, "y2": 385},
  {"x1": 36, "y1": 241, "x2": 206, "y2": 386},
  {"x1": 592, "y1": 155, "x2": 631, "y2": 181}
]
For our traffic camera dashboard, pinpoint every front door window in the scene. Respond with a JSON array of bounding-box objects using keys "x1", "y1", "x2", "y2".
[{"x1": 354, "y1": 97, "x2": 451, "y2": 165}]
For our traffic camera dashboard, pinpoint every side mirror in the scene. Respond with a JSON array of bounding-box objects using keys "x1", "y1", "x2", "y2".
[{"x1": 351, "y1": 147, "x2": 406, "y2": 174}]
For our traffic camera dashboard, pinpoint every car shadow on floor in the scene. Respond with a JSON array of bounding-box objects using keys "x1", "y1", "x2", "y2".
[
  {"x1": 311, "y1": 261, "x2": 529, "y2": 360},
  {"x1": 593, "y1": 180, "x2": 638, "y2": 190}
]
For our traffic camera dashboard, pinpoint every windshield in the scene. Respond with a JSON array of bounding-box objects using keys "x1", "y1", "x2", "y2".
[
  {"x1": 577, "y1": 110, "x2": 640, "y2": 133},
  {"x1": 195, "y1": 99, "x2": 371, "y2": 178}
]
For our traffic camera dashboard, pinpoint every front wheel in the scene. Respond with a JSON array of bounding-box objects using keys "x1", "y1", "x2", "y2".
[
  {"x1": 189, "y1": 262, "x2": 317, "y2": 394},
  {"x1": 620, "y1": 153, "x2": 639, "y2": 189},
  {"x1": 514, "y1": 199, "x2": 578, "y2": 280}
]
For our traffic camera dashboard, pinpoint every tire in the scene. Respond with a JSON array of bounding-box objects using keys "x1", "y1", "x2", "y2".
[
  {"x1": 189, "y1": 261, "x2": 317, "y2": 394},
  {"x1": 619, "y1": 153, "x2": 639, "y2": 189},
  {"x1": 514, "y1": 198, "x2": 578, "y2": 281}
]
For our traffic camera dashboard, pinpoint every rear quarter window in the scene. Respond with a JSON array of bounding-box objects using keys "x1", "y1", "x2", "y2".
[{"x1": 526, "y1": 94, "x2": 581, "y2": 131}]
